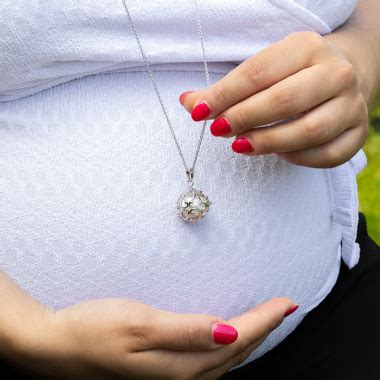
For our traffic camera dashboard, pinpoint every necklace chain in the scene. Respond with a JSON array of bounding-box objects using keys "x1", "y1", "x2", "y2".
[{"x1": 121, "y1": 0, "x2": 211, "y2": 186}]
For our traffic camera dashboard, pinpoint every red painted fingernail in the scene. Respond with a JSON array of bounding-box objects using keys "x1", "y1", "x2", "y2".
[
  {"x1": 179, "y1": 91, "x2": 194, "y2": 106},
  {"x1": 212, "y1": 324, "x2": 238, "y2": 345},
  {"x1": 232, "y1": 137, "x2": 253, "y2": 153},
  {"x1": 210, "y1": 117, "x2": 232, "y2": 136},
  {"x1": 284, "y1": 305, "x2": 299, "y2": 318},
  {"x1": 191, "y1": 102, "x2": 210, "y2": 121}
]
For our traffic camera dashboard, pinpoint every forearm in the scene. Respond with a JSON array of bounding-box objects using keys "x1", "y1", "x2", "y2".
[
  {"x1": 325, "y1": 0, "x2": 380, "y2": 109},
  {"x1": 0, "y1": 271, "x2": 51, "y2": 359}
]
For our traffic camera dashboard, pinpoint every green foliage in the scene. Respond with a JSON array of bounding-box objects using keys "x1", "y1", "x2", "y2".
[
  {"x1": 371, "y1": 107, "x2": 380, "y2": 119},
  {"x1": 357, "y1": 117, "x2": 380, "y2": 244}
]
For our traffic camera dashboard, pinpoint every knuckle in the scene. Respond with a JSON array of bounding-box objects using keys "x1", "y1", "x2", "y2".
[
  {"x1": 126, "y1": 318, "x2": 151, "y2": 340},
  {"x1": 286, "y1": 32, "x2": 326, "y2": 63},
  {"x1": 235, "y1": 107, "x2": 251, "y2": 131},
  {"x1": 323, "y1": 146, "x2": 342, "y2": 168},
  {"x1": 212, "y1": 83, "x2": 229, "y2": 108},
  {"x1": 338, "y1": 62, "x2": 356, "y2": 87},
  {"x1": 304, "y1": 31, "x2": 325, "y2": 52},
  {"x1": 285, "y1": 31, "x2": 307, "y2": 44},
  {"x1": 255, "y1": 130, "x2": 273, "y2": 153},
  {"x1": 272, "y1": 86, "x2": 297, "y2": 117},
  {"x1": 182, "y1": 321, "x2": 202, "y2": 350},
  {"x1": 303, "y1": 118, "x2": 326, "y2": 145},
  {"x1": 287, "y1": 31, "x2": 325, "y2": 52},
  {"x1": 240, "y1": 57, "x2": 267, "y2": 88},
  {"x1": 124, "y1": 304, "x2": 154, "y2": 340}
]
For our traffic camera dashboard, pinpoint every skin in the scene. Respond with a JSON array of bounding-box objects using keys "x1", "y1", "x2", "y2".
[
  {"x1": 181, "y1": 0, "x2": 380, "y2": 169},
  {"x1": 0, "y1": 1, "x2": 379, "y2": 379},
  {"x1": 0, "y1": 271, "x2": 293, "y2": 379}
]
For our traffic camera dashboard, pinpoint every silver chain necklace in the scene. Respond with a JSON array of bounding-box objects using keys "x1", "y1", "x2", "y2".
[{"x1": 122, "y1": 0, "x2": 212, "y2": 224}]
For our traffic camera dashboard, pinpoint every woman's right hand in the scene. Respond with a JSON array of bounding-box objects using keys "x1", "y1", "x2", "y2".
[{"x1": 16, "y1": 297, "x2": 296, "y2": 380}]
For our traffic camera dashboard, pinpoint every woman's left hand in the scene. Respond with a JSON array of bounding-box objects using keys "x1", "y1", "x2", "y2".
[{"x1": 180, "y1": 31, "x2": 369, "y2": 168}]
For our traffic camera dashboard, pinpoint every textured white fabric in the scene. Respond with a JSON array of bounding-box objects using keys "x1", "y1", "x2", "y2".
[
  {"x1": 0, "y1": 0, "x2": 365, "y2": 368},
  {"x1": 0, "y1": 0, "x2": 358, "y2": 101}
]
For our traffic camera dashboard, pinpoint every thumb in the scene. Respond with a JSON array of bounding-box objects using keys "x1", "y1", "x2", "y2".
[{"x1": 146, "y1": 309, "x2": 238, "y2": 351}]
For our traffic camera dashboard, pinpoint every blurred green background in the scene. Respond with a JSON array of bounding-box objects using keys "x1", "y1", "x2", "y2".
[{"x1": 357, "y1": 108, "x2": 380, "y2": 244}]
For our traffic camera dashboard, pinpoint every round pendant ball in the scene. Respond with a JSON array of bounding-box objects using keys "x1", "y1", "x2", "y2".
[{"x1": 177, "y1": 188, "x2": 211, "y2": 224}]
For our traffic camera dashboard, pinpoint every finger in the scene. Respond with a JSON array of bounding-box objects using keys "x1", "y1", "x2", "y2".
[
  {"x1": 210, "y1": 63, "x2": 354, "y2": 138},
  {"x1": 182, "y1": 32, "x2": 326, "y2": 120},
  {"x1": 231, "y1": 93, "x2": 365, "y2": 155},
  {"x1": 141, "y1": 308, "x2": 238, "y2": 351},
  {"x1": 135, "y1": 334, "x2": 268, "y2": 380},
  {"x1": 192, "y1": 298, "x2": 296, "y2": 375},
  {"x1": 277, "y1": 123, "x2": 368, "y2": 168},
  {"x1": 124, "y1": 350, "x2": 198, "y2": 380},
  {"x1": 199, "y1": 335, "x2": 268, "y2": 380},
  {"x1": 227, "y1": 298, "x2": 295, "y2": 348}
]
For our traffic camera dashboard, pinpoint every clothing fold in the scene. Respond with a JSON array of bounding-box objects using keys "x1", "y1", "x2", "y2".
[
  {"x1": 330, "y1": 149, "x2": 367, "y2": 269},
  {"x1": 0, "y1": 0, "x2": 357, "y2": 102}
]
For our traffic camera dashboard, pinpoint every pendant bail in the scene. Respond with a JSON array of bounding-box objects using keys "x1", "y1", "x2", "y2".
[{"x1": 186, "y1": 168, "x2": 194, "y2": 187}]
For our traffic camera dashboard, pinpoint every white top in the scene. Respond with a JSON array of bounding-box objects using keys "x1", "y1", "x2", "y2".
[{"x1": 0, "y1": 0, "x2": 366, "y2": 368}]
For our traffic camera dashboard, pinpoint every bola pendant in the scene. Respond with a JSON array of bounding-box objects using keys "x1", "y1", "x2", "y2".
[
  {"x1": 176, "y1": 169, "x2": 211, "y2": 224},
  {"x1": 177, "y1": 187, "x2": 211, "y2": 224}
]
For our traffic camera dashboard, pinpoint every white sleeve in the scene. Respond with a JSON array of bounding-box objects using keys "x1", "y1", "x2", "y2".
[
  {"x1": 0, "y1": 0, "x2": 360, "y2": 102},
  {"x1": 293, "y1": 0, "x2": 358, "y2": 31},
  {"x1": 0, "y1": 0, "x2": 137, "y2": 102}
]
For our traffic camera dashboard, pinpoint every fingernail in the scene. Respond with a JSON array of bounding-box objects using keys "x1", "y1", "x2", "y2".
[
  {"x1": 212, "y1": 323, "x2": 238, "y2": 345},
  {"x1": 179, "y1": 91, "x2": 194, "y2": 106},
  {"x1": 210, "y1": 117, "x2": 232, "y2": 136},
  {"x1": 232, "y1": 137, "x2": 253, "y2": 153},
  {"x1": 191, "y1": 102, "x2": 210, "y2": 121},
  {"x1": 284, "y1": 305, "x2": 299, "y2": 318}
]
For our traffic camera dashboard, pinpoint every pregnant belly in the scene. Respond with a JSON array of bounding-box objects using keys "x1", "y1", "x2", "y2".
[{"x1": 0, "y1": 70, "x2": 343, "y2": 362}]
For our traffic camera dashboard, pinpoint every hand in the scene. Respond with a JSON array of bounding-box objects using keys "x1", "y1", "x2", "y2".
[
  {"x1": 180, "y1": 31, "x2": 369, "y2": 168},
  {"x1": 15, "y1": 297, "x2": 296, "y2": 379}
]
